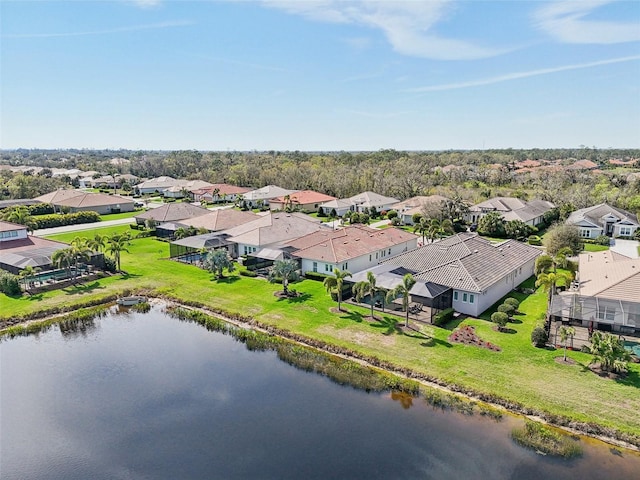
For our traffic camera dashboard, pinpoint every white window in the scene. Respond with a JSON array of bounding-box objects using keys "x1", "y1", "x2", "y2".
[
  {"x1": 313, "y1": 262, "x2": 318, "y2": 272},
  {"x1": 453, "y1": 291, "x2": 458, "y2": 301},
  {"x1": 580, "y1": 229, "x2": 591, "y2": 238},
  {"x1": 463, "y1": 293, "x2": 468, "y2": 303},
  {"x1": 325, "y1": 264, "x2": 331, "y2": 272},
  {"x1": 619, "y1": 226, "x2": 632, "y2": 236},
  {"x1": 469, "y1": 294, "x2": 475, "y2": 304}
]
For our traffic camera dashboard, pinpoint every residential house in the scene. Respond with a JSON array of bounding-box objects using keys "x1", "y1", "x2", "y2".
[
  {"x1": 269, "y1": 190, "x2": 337, "y2": 213},
  {"x1": 0, "y1": 221, "x2": 103, "y2": 275},
  {"x1": 351, "y1": 233, "x2": 541, "y2": 317},
  {"x1": 134, "y1": 203, "x2": 209, "y2": 226},
  {"x1": 191, "y1": 184, "x2": 250, "y2": 203},
  {"x1": 466, "y1": 197, "x2": 554, "y2": 227},
  {"x1": 550, "y1": 250, "x2": 640, "y2": 333},
  {"x1": 34, "y1": 190, "x2": 135, "y2": 215},
  {"x1": 319, "y1": 191, "x2": 399, "y2": 216},
  {"x1": 163, "y1": 180, "x2": 214, "y2": 199},
  {"x1": 179, "y1": 209, "x2": 259, "y2": 232},
  {"x1": 566, "y1": 159, "x2": 599, "y2": 170},
  {"x1": 392, "y1": 195, "x2": 450, "y2": 225},
  {"x1": 566, "y1": 203, "x2": 639, "y2": 239},
  {"x1": 284, "y1": 225, "x2": 418, "y2": 275},
  {"x1": 222, "y1": 212, "x2": 328, "y2": 257},
  {"x1": 135, "y1": 176, "x2": 185, "y2": 195},
  {"x1": 242, "y1": 185, "x2": 298, "y2": 208}
]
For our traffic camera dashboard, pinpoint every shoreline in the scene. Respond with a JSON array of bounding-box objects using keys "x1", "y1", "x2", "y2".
[{"x1": 2, "y1": 295, "x2": 639, "y2": 453}]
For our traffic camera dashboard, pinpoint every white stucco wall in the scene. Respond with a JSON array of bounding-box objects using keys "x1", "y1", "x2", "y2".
[{"x1": 0, "y1": 228, "x2": 27, "y2": 242}]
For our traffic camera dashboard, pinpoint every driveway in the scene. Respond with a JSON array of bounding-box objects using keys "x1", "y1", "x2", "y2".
[
  {"x1": 610, "y1": 238, "x2": 640, "y2": 258},
  {"x1": 34, "y1": 217, "x2": 136, "y2": 236}
]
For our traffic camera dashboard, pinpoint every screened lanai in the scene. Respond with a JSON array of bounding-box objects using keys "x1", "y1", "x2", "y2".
[{"x1": 550, "y1": 293, "x2": 640, "y2": 334}]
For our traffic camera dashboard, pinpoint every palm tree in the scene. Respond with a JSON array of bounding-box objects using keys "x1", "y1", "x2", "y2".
[
  {"x1": 19, "y1": 265, "x2": 37, "y2": 290},
  {"x1": 558, "y1": 325, "x2": 575, "y2": 361},
  {"x1": 323, "y1": 268, "x2": 352, "y2": 312},
  {"x1": 52, "y1": 247, "x2": 75, "y2": 280},
  {"x1": 70, "y1": 237, "x2": 91, "y2": 281},
  {"x1": 203, "y1": 249, "x2": 235, "y2": 279},
  {"x1": 174, "y1": 227, "x2": 189, "y2": 240},
  {"x1": 106, "y1": 233, "x2": 131, "y2": 273},
  {"x1": 413, "y1": 217, "x2": 430, "y2": 244},
  {"x1": 353, "y1": 271, "x2": 378, "y2": 319},
  {"x1": 536, "y1": 270, "x2": 573, "y2": 322},
  {"x1": 268, "y1": 259, "x2": 300, "y2": 296},
  {"x1": 87, "y1": 234, "x2": 106, "y2": 253},
  {"x1": 4, "y1": 206, "x2": 36, "y2": 232},
  {"x1": 386, "y1": 273, "x2": 416, "y2": 327},
  {"x1": 353, "y1": 272, "x2": 379, "y2": 318},
  {"x1": 589, "y1": 331, "x2": 631, "y2": 373}
]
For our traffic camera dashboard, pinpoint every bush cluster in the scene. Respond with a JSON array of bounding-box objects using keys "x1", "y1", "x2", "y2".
[
  {"x1": 0, "y1": 271, "x2": 21, "y2": 296},
  {"x1": 31, "y1": 211, "x2": 100, "y2": 229},
  {"x1": 433, "y1": 307, "x2": 454, "y2": 326},
  {"x1": 304, "y1": 271, "x2": 331, "y2": 281}
]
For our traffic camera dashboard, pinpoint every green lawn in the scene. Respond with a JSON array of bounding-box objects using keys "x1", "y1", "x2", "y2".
[
  {"x1": 583, "y1": 243, "x2": 609, "y2": 252},
  {"x1": 99, "y1": 211, "x2": 140, "y2": 221},
  {"x1": 2, "y1": 232, "x2": 639, "y2": 438},
  {"x1": 43, "y1": 225, "x2": 135, "y2": 243}
]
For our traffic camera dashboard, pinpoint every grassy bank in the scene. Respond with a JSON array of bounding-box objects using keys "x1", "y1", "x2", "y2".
[{"x1": 1, "y1": 232, "x2": 639, "y2": 444}]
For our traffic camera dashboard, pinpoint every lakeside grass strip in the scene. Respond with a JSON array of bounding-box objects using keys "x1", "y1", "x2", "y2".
[
  {"x1": 163, "y1": 298, "x2": 640, "y2": 449},
  {"x1": 166, "y1": 305, "x2": 500, "y2": 418},
  {"x1": 512, "y1": 421, "x2": 583, "y2": 458}
]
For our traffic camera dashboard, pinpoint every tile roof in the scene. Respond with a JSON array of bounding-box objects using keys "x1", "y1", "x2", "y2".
[
  {"x1": 271, "y1": 190, "x2": 336, "y2": 205},
  {"x1": 242, "y1": 185, "x2": 298, "y2": 201},
  {"x1": 191, "y1": 184, "x2": 250, "y2": 196},
  {"x1": 223, "y1": 212, "x2": 328, "y2": 247},
  {"x1": 380, "y1": 233, "x2": 541, "y2": 293},
  {"x1": 0, "y1": 235, "x2": 69, "y2": 269},
  {"x1": 0, "y1": 221, "x2": 26, "y2": 233},
  {"x1": 135, "y1": 203, "x2": 209, "y2": 223},
  {"x1": 470, "y1": 197, "x2": 554, "y2": 223},
  {"x1": 393, "y1": 195, "x2": 449, "y2": 212},
  {"x1": 287, "y1": 225, "x2": 418, "y2": 263},
  {"x1": 567, "y1": 203, "x2": 639, "y2": 228},
  {"x1": 135, "y1": 176, "x2": 184, "y2": 190},
  {"x1": 34, "y1": 190, "x2": 134, "y2": 208},
  {"x1": 577, "y1": 250, "x2": 640, "y2": 301},
  {"x1": 180, "y1": 209, "x2": 259, "y2": 231}
]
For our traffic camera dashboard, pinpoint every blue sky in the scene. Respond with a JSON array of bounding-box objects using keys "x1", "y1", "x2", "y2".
[{"x1": 1, "y1": 0, "x2": 639, "y2": 151}]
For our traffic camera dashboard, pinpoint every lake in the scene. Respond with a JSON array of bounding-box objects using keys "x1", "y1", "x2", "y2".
[{"x1": 2, "y1": 305, "x2": 639, "y2": 479}]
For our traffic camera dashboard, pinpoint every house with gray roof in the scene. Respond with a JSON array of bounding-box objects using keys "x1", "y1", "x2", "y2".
[
  {"x1": 466, "y1": 197, "x2": 554, "y2": 227},
  {"x1": 350, "y1": 233, "x2": 541, "y2": 317},
  {"x1": 134, "y1": 203, "x2": 209, "y2": 226},
  {"x1": 319, "y1": 191, "x2": 399, "y2": 217},
  {"x1": 566, "y1": 203, "x2": 639, "y2": 239},
  {"x1": 34, "y1": 189, "x2": 135, "y2": 215}
]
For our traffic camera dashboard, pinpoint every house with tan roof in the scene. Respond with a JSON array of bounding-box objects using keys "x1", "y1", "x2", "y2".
[
  {"x1": 163, "y1": 180, "x2": 214, "y2": 198},
  {"x1": 242, "y1": 185, "x2": 298, "y2": 208},
  {"x1": 135, "y1": 176, "x2": 185, "y2": 195},
  {"x1": 134, "y1": 203, "x2": 209, "y2": 226},
  {"x1": 34, "y1": 189, "x2": 135, "y2": 215},
  {"x1": 284, "y1": 225, "x2": 418, "y2": 275},
  {"x1": 222, "y1": 211, "x2": 328, "y2": 257},
  {"x1": 179, "y1": 209, "x2": 259, "y2": 232},
  {"x1": 466, "y1": 197, "x2": 554, "y2": 227},
  {"x1": 566, "y1": 203, "x2": 639, "y2": 239},
  {"x1": 550, "y1": 250, "x2": 640, "y2": 333},
  {"x1": 350, "y1": 233, "x2": 541, "y2": 317},
  {"x1": 269, "y1": 190, "x2": 337, "y2": 213}
]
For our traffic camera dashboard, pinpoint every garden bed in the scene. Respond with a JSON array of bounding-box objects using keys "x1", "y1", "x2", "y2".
[{"x1": 449, "y1": 325, "x2": 501, "y2": 351}]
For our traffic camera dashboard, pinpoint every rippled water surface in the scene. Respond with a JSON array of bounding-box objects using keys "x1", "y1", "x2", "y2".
[{"x1": 2, "y1": 307, "x2": 639, "y2": 479}]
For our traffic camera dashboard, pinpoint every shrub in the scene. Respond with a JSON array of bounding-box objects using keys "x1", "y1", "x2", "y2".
[
  {"x1": 239, "y1": 270, "x2": 258, "y2": 278},
  {"x1": 595, "y1": 235, "x2": 610, "y2": 246},
  {"x1": 433, "y1": 308, "x2": 454, "y2": 326},
  {"x1": 304, "y1": 271, "x2": 331, "y2": 281},
  {"x1": 31, "y1": 211, "x2": 100, "y2": 229},
  {"x1": 528, "y1": 235, "x2": 542, "y2": 246},
  {"x1": 0, "y1": 271, "x2": 21, "y2": 296},
  {"x1": 504, "y1": 297, "x2": 520, "y2": 310},
  {"x1": 497, "y1": 303, "x2": 516, "y2": 317},
  {"x1": 386, "y1": 210, "x2": 398, "y2": 220},
  {"x1": 491, "y1": 311, "x2": 509, "y2": 329},
  {"x1": 103, "y1": 257, "x2": 117, "y2": 273},
  {"x1": 531, "y1": 327, "x2": 548, "y2": 347},
  {"x1": 390, "y1": 217, "x2": 402, "y2": 226}
]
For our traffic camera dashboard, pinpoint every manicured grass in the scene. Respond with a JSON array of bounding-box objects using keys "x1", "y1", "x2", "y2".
[
  {"x1": 2, "y1": 234, "x2": 639, "y2": 439},
  {"x1": 42, "y1": 225, "x2": 134, "y2": 243},
  {"x1": 583, "y1": 243, "x2": 609, "y2": 252},
  {"x1": 99, "y1": 211, "x2": 140, "y2": 221}
]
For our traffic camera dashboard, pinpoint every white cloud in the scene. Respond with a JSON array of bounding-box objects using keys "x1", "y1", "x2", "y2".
[
  {"x1": 260, "y1": 1, "x2": 510, "y2": 60},
  {"x1": 534, "y1": 1, "x2": 640, "y2": 44},
  {"x1": 129, "y1": 0, "x2": 162, "y2": 8},
  {"x1": 405, "y1": 55, "x2": 640, "y2": 92},
  {"x1": 3, "y1": 20, "x2": 193, "y2": 38}
]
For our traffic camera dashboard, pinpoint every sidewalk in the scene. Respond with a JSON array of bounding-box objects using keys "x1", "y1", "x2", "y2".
[{"x1": 34, "y1": 217, "x2": 136, "y2": 236}]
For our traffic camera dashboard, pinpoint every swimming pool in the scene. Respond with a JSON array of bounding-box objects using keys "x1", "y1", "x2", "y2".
[{"x1": 624, "y1": 341, "x2": 640, "y2": 357}]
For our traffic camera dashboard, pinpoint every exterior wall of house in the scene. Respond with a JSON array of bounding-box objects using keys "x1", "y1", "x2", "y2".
[
  {"x1": 320, "y1": 205, "x2": 351, "y2": 216},
  {"x1": 269, "y1": 201, "x2": 321, "y2": 213},
  {"x1": 0, "y1": 227, "x2": 27, "y2": 242},
  {"x1": 613, "y1": 223, "x2": 638, "y2": 237},
  {"x1": 298, "y1": 238, "x2": 418, "y2": 275},
  {"x1": 236, "y1": 242, "x2": 259, "y2": 257},
  {"x1": 451, "y1": 256, "x2": 537, "y2": 316},
  {"x1": 578, "y1": 226, "x2": 602, "y2": 239}
]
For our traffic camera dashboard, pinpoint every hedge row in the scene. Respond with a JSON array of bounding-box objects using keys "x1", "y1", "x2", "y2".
[
  {"x1": 433, "y1": 307, "x2": 454, "y2": 326},
  {"x1": 32, "y1": 211, "x2": 100, "y2": 229}
]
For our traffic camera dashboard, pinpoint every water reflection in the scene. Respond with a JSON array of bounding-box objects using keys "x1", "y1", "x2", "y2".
[{"x1": 1, "y1": 306, "x2": 639, "y2": 480}]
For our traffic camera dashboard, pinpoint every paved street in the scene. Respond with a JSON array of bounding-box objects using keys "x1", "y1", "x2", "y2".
[{"x1": 34, "y1": 217, "x2": 136, "y2": 236}]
